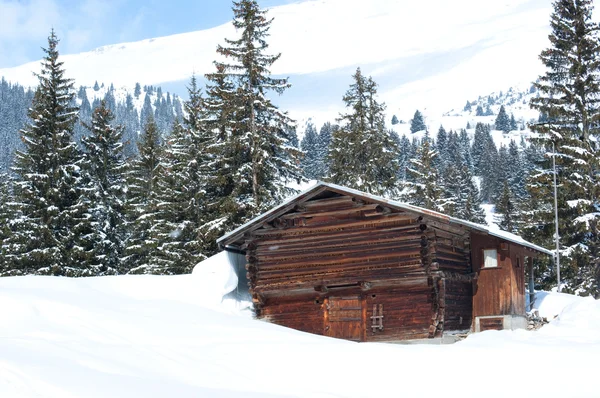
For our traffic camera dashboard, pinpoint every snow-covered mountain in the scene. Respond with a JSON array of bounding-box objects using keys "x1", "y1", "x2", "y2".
[{"x1": 0, "y1": 0, "x2": 559, "y2": 129}]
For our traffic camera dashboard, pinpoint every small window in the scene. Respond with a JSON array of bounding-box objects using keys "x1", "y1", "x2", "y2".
[{"x1": 483, "y1": 249, "x2": 498, "y2": 268}]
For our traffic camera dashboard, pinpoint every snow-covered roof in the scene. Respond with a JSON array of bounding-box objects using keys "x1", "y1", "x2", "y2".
[{"x1": 218, "y1": 181, "x2": 553, "y2": 256}]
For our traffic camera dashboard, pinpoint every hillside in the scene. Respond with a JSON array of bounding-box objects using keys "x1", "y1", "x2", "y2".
[
  {"x1": 392, "y1": 84, "x2": 541, "y2": 149},
  {"x1": 0, "y1": 259, "x2": 598, "y2": 398},
  {"x1": 0, "y1": 0, "x2": 556, "y2": 127}
]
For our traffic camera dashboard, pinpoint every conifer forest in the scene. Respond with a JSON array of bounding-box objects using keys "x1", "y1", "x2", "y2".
[{"x1": 0, "y1": 0, "x2": 599, "y2": 298}]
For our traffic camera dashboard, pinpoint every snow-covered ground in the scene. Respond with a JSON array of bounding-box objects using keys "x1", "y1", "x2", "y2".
[{"x1": 1, "y1": 255, "x2": 598, "y2": 398}]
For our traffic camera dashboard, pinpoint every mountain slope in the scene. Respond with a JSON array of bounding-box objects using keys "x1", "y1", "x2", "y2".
[{"x1": 0, "y1": 0, "x2": 556, "y2": 125}]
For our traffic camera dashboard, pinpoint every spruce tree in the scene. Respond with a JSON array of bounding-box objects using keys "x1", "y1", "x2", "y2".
[
  {"x1": 527, "y1": 0, "x2": 600, "y2": 295},
  {"x1": 494, "y1": 105, "x2": 511, "y2": 133},
  {"x1": 329, "y1": 68, "x2": 399, "y2": 196},
  {"x1": 397, "y1": 135, "x2": 412, "y2": 181},
  {"x1": 81, "y1": 101, "x2": 127, "y2": 275},
  {"x1": 315, "y1": 122, "x2": 335, "y2": 179},
  {"x1": 123, "y1": 117, "x2": 163, "y2": 274},
  {"x1": 407, "y1": 133, "x2": 443, "y2": 211},
  {"x1": 0, "y1": 175, "x2": 13, "y2": 274},
  {"x1": 300, "y1": 123, "x2": 321, "y2": 179},
  {"x1": 214, "y1": 0, "x2": 302, "y2": 217},
  {"x1": 8, "y1": 31, "x2": 92, "y2": 276},
  {"x1": 410, "y1": 110, "x2": 426, "y2": 133},
  {"x1": 496, "y1": 180, "x2": 518, "y2": 233},
  {"x1": 151, "y1": 76, "x2": 213, "y2": 272},
  {"x1": 435, "y1": 125, "x2": 448, "y2": 171}
]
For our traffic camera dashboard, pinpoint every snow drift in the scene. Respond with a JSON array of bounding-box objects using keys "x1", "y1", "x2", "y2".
[{"x1": 0, "y1": 256, "x2": 598, "y2": 397}]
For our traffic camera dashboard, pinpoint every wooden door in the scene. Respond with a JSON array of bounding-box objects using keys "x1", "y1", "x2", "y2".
[{"x1": 326, "y1": 296, "x2": 363, "y2": 341}]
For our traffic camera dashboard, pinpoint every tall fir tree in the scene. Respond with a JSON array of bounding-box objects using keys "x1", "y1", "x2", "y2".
[
  {"x1": 315, "y1": 122, "x2": 335, "y2": 179},
  {"x1": 7, "y1": 31, "x2": 92, "y2": 276},
  {"x1": 123, "y1": 117, "x2": 163, "y2": 274},
  {"x1": 214, "y1": 0, "x2": 302, "y2": 218},
  {"x1": 151, "y1": 75, "x2": 214, "y2": 272},
  {"x1": 526, "y1": 0, "x2": 600, "y2": 295},
  {"x1": 81, "y1": 101, "x2": 127, "y2": 275},
  {"x1": 407, "y1": 133, "x2": 443, "y2": 211},
  {"x1": 496, "y1": 180, "x2": 518, "y2": 233},
  {"x1": 300, "y1": 123, "x2": 321, "y2": 179},
  {"x1": 329, "y1": 68, "x2": 399, "y2": 196},
  {"x1": 0, "y1": 175, "x2": 13, "y2": 274}
]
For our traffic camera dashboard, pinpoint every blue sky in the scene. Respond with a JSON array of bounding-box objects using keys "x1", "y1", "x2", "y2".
[{"x1": 0, "y1": 0, "x2": 297, "y2": 68}]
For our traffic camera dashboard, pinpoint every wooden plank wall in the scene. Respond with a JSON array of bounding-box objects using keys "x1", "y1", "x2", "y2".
[
  {"x1": 244, "y1": 193, "x2": 482, "y2": 341},
  {"x1": 365, "y1": 282, "x2": 432, "y2": 341},
  {"x1": 244, "y1": 194, "x2": 436, "y2": 341},
  {"x1": 471, "y1": 233, "x2": 528, "y2": 318},
  {"x1": 423, "y1": 219, "x2": 473, "y2": 335},
  {"x1": 245, "y1": 195, "x2": 428, "y2": 309}
]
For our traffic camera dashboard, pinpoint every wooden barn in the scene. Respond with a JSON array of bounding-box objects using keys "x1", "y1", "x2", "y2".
[{"x1": 217, "y1": 183, "x2": 552, "y2": 343}]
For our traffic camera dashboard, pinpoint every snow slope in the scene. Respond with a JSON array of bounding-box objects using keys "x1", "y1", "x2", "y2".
[
  {"x1": 1, "y1": 266, "x2": 598, "y2": 398},
  {"x1": 0, "y1": 0, "x2": 558, "y2": 126}
]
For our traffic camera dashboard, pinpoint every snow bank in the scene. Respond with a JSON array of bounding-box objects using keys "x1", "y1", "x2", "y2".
[
  {"x1": 0, "y1": 277, "x2": 598, "y2": 398},
  {"x1": 192, "y1": 251, "x2": 253, "y2": 314},
  {"x1": 192, "y1": 251, "x2": 238, "y2": 303},
  {"x1": 533, "y1": 290, "x2": 592, "y2": 319}
]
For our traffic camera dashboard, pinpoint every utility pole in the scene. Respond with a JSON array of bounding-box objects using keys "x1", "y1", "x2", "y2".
[{"x1": 552, "y1": 141, "x2": 561, "y2": 293}]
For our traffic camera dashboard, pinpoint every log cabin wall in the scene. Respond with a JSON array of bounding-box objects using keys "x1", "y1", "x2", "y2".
[
  {"x1": 244, "y1": 192, "x2": 438, "y2": 342},
  {"x1": 422, "y1": 218, "x2": 473, "y2": 334},
  {"x1": 471, "y1": 233, "x2": 528, "y2": 319}
]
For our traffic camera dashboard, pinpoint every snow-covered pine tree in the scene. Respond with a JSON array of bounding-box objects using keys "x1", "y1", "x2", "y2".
[
  {"x1": 81, "y1": 101, "x2": 127, "y2": 275},
  {"x1": 507, "y1": 139, "x2": 527, "y2": 200},
  {"x1": 494, "y1": 105, "x2": 511, "y2": 133},
  {"x1": 410, "y1": 110, "x2": 426, "y2": 133},
  {"x1": 214, "y1": 0, "x2": 302, "y2": 217},
  {"x1": 458, "y1": 129, "x2": 473, "y2": 171},
  {"x1": 473, "y1": 125, "x2": 499, "y2": 203},
  {"x1": 8, "y1": 30, "x2": 92, "y2": 276},
  {"x1": 406, "y1": 132, "x2": 443, "y2": 211},
  {"x1": 439, "y1": 130, "x2": 483, "y2": 223},
  {"x1": 397, "y1": 134, "x2": 412, "y2": 182},
  {"x1": 510, "y1": 113, "x2": 518, "y2": 131},
  {"x1": 151, "y1": 75, "x2": 213, "y2": 272},
  {"x1": 201, "y1": 63, "x2": 244, "y2": 238},
  {"x1": 315, "y1": 122, "x2": 335, "y2": 179},
  {"x1": 140, "y1": 92, "x2": 153, "y2": 126},
  {"x1": 391, "y1": 115, "x2": 399, "y2": 125},
  {"x1": 123, "y1": 117, "x2": 163, "y2": 274},
  {"x1": 300, "y1": 123, "x2": 321, "y2": 179},
  {"x1": 471, "y1": 123, "x2": 490, "y2": 171},
  {"x1": 527, "y1": 0, "x2": 600, "y2": 295},
  {"x1": 435, "y1": 125, "x2": 448, "y2": 171},
  {"x1": 329, "y1": 68, "x2": 399, "y2": 196},
  {"x1": 496, "y1": 180, "x2": 518, "y2": 233},
  {"x1": 0, "y1": 175, "x2": 13, "y2": 274}
]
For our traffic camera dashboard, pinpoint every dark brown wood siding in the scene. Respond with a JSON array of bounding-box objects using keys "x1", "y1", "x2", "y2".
[{"x1": 244, "y1": 193, "x2": 438, "y2": 341}]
